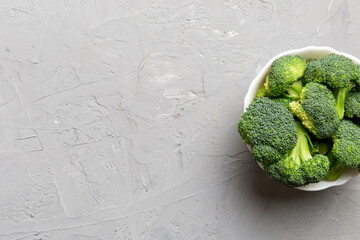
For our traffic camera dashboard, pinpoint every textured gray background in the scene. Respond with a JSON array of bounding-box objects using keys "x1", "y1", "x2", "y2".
[{"x1": 1, "y1": 0, "x2": 360, "y2": 239}]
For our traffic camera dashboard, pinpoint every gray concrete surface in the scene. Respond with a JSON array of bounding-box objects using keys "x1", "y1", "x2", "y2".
[{"x1": 1, "y1": 0, "x2": 360, "y2": 239}]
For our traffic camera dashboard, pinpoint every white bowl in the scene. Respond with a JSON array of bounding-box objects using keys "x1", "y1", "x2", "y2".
[{"x1": 244, "y1": 46, "x2": 359, "y2": 191}]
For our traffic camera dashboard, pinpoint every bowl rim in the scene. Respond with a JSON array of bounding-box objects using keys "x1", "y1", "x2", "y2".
[{"x1": 243, "y1": 46, "x2": 360, "y2": 191}]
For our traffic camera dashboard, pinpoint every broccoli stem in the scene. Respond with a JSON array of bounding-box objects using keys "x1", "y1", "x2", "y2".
[
  {"x1": 326, "y1": 162, "x2": 348, "y2": 181},
  {"x1": 289, "y1": 139, "x2": 301, "y2": 165},
  {"x1": 334, "y1": 82, "x2": 356, "y2": 119},
  {"x1": 290, "y1": 122, "x2": 313, "y2": 164},
  {"x1": 283, "y1": 80, "x2": 303, "y2": 100},
  {"x1": 325, "y1": 152, "x2": 348, "y2": 181},
  {"x1": 297, "y1": 123, "x2": 313, "y2": 161},
  {"x1": 318, "y1": 142, "x2": 332, "y2": 155}
]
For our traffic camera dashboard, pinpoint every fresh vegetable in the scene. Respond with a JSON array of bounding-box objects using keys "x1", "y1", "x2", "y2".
[
  {"x1": 303, "y1": 54, "x2": 359, "y2": 119},
  {"x1": 239, "y1": 53, "x2": 360, "y2": 187},
  {"x1": 272, "y1": 98, "x2": 292, "y2": 110},
  {"x1": 238, "y1": 97, "x2": 297, "y2": 160},
  {"x1": 289, "y1": 82, "x2": 340, "y2": 139},
  {"x1": 331, "y1": 119, "x2": 360, "y2": 168},
  {"x1": 264, "y1": 122, "x2": 330, "y2": 187},
  {"x1": 256, "y1": 87, "x2": 268, "y2": 98},
  {"x1": 264, "y1": 55, "x2": 307, "y2": 99},
  {"x1": 344, "y1": 91, "x2": 360, "y2": 118},
  {"x1": 325, "y1": 152, "x2": 348, "y2": 181}
]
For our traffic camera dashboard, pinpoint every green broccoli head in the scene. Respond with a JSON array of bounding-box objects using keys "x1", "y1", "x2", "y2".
[
  {"x1": 264, "y1": 122, "x2": 330, "y2": 187},
  {"x1": 333, "y1": 119, "x2": 360, "y2": 141},
  {"x1": 332, "y1": 140, "x2": 360, "y2": 168},
  {"x1": 303, "y1": 59, "x2": 325, "y2": 84},
  {"x1": 317, "y1": 53, "x2": 357, "y2": 88},
  {"x1": 256, "y1": 87, "x2": 268, "y2": 98},
  {"x1": 302, "y1": 154, "x2": 330, "y2": 183},
  {"x1": 331, "y1": 119, "x2": 360, "y2": 168},
  {"x1": 353, "y1": 64, "x2": 360, "y2": 85},
  {"x1": 303, "y1": 53, "x2": 359, "y2": 119},
  {"x1": 271, "y1": 98, "x2": 292, "y2": 110},
  {"x1": 238, "y1": 97, "x2": 298, "y2": 155},
  {"x1": 265, "y1": 55, "x2": 307, "y2": 99},
  {"x1": 264, "y1": 156, "x2": 306, "y2": 188},
  {"x1": 250, "y1": 145, "x2": 283, "y2": 164},
  {"x1": 289, "y1": 82, "x2": 340, "y2": 139},
  {"x1": 344, "y1": 91, "x2": 360, "y2": 118}
]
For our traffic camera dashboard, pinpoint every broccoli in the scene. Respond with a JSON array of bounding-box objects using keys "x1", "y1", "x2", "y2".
[
  {"x1": 255, "y1": 87, "x2": 268, "y2": 98},
  {"x1": 352, "y1": 62, "x2": 360, "y2": 86},
  {"x1": 344, "y1": 91, "x2": 360, "y2": 118},
  {"x1": 334, "y1": 82, "x2": 356, "y2": 119},
  {"x1": 272, "y1": 98, "x2": 292, "y2": 110},
  {"x1": 264, "y1": 122, "x2": 330, "y2": 187},
  {"x1": 321, "y1": 54, "x2": 356, "y2": 87},
  {"x1": 264, "y1": 55, "x2": 307, "y2": 99},
  {"x1": 331, "y1": 119, "x2": 360, "y2": 168},
  {"x1": 264, "y1": 156, "x2": 306, "y2": 187},
  {"x1": 250, "y1": 145, "x2": 283, "y2": 165},
  {"x1": 325, "y1": 152, "x2": 348, "y2": 181},
  {"x1": 238, "y1": 97, "x2": 298, "y2": 157},
  {"x1": 303, "y1": 54, "x2": 359, "y2": 119},
  {"x1": 308, "y1": 138, "x2": 332, "y2": 155},
  {"x1": 239, "y1": 53, "x2": 360, "y2": 187},
  {"x1": 304, "y1": 54, "x2": 357, "y2": 87},
  {"x1": 303, "y1": 59, "x2": 324, "y2": 84},
  {"x1": 318, "y1": 141, "x2": 332, "y2": 155},
  {"x1": 309, "y1": 139, "x2": 319, "y2": 155},
  {"x1": 289, "y1": 82, "x2": 340, "y2": 139}
]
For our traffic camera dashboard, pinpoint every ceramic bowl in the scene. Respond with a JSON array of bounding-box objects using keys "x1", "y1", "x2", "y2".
[{"x1": 244, "y1": 46, "x2": 359, "y2": 191}]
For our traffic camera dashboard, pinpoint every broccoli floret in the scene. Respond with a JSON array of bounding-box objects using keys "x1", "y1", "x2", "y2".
[
  {"x1": 303, "y1": 59, "x2": 324, "y2": 84},
  {"x1": 256, "y1": 87, "x2": 268, "y2": 98},
  {"x1": 354, "y1": 64, "x2": 360, "y2": 84},
  {"x1": 264, "y1": 122, "x2": 330, "y2": 187},
  {"x1": 302, "y1": 154, "x2": 330, "y2": 184},
  {"x1": 331, "y1": 119, "x2": 360, "y2": 168},
  {"x1": 289, "y1": 82, "x2": 340, "y2": 139},
  {"x1": 272, "y1": 98, "x2": 292, "y2": 110},
  {"x1": 264, "y1": 55, "x2": 307, "y2": 99},
  {"x1": 303, "y1": 54, "x2": 359, "y2": 119},
  {"x1": 250, "y1": 145, "x2": 283, "y2": 164},
  {"x1": 318, "y1": 54, "x2": 357, "y2": 88},
  {"x1": 344, "y1": 91, "x2": 360, "y2": 118},
  {"x1": 238, "y1": 97, "x2": 298, "y2": 156},
  {"x1": 265, "y1": 156, "x2": 306, "y2": 187}
]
